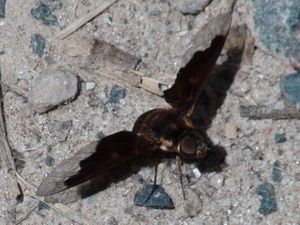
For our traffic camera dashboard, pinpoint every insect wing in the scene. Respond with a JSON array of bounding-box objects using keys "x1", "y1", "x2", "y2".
[
  {"x1": 163, "y1": 12, "x2": 232, "y2": 113},
  {"x1": 36, "y1": 131, "x2": 140, "y2": 196}
]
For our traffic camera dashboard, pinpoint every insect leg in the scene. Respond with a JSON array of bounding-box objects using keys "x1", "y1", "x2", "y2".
[
  {"x1": 176, "y1": 156, "x2": 186, "y2": 200},
  {"x1": 145, "y1": 151, "x2": 167, "y2": 204}
]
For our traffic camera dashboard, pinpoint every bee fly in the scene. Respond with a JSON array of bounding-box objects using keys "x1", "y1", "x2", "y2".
[{"x1": 36, "y1": 11, "x2": 232, "y2": 203}]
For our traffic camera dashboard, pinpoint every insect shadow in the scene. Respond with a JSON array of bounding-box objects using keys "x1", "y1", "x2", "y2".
[
  {"x1": 43, "y1": 25, "x2": 247, "y2": 205},
  {"x1": 193, "y1": 25, "x2": 248, "y2": 172}
]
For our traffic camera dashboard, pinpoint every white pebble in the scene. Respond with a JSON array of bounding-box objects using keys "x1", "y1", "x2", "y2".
[{"x1": 86, "y1": 82, "x2": 96, "y2": 91}]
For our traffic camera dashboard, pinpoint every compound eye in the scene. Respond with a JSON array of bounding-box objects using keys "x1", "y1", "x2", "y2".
[{"x1": 180, "y1": 136, "x2": 196, "y2": 155}]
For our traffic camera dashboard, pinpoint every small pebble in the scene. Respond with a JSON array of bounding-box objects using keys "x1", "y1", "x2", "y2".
[
  {"x1": 255, "y1": 182, "x2": 277, "y2": 215},
  {"x1": 138, "y1": 168, "x2": 152, "y2": 181},
  {"x1": 30, "y1": 2, "x2": 59, "y2": 26},
  {"x1": 273, "y1": 101, "x2": 285, "y2": 110},
  {"x1": 264, "y1": 127, "x2": 273, "y2": 135},
  {"x1": 225, "y1": 122, "x2": 237, "y2": 139},
  {"x1": 272, "y1": 160, "x2": 282, "y2": 184},
  {"x1": 210, "y1": 174, "x2": 224, "y2": 188},
  {"x1": 29, "y1": 34, "x2": 46, "y2": 57},
  {"x1": 251, "y1": 86, "x2": 270, "y2": 104},
  {"x1": 123, "y1": 105, "x2": 133, "y2": 115},
  {"x1": 274, "y1": 133, "x2": 287, "y2": 143},
  {"x1": 134, "y1": 184, "x2": 174, "y2": 209},
  {"x1": 192, "y1": 168, "x2": 201, "y2": 179},
  {"x1": 0, "y1": 0, "x2": 6, "y2": 18},
  {"x1": 85, "y1": 82, "x2": 96, "y2": 91},
  {"x1": 45, "y1": 154, "x2": 55, "y2": 167},
  {"x1": 28, "y1": 69, "x2": 78, "y2": 113},
  {"x1": 108, "y1": 85, "x2": 126, "y2": 104},
  {"x1": 38, "y1": 201, "x2": 50, "y2": 211},
  {"x1": 182, "y1": 163, "x2": 192, "y2": 176},
  {"x1": 279, "y1": 73, "x2": 300, "y2": 104},
  {"x1": 181, "y1": 0, "x2": 210, "y2": 15}
]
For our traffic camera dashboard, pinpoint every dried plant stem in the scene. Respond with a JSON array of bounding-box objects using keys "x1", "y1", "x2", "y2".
[
  {"x1": 56, "y1": 0, "x2": 119, "y2": 39},
  {"x1": 15, "y1": 205, "x2": 38, "y2": 225},
  {"x1": 0, "y1": 84, "x2": 20, "y2": 198},
  {"x1": 240, "y1": 105, "x2": 300, "y2": 120}
]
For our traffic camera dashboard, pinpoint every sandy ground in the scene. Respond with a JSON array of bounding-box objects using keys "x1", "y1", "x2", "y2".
[{"x1": 0, "y1": 0, "x2": 299, "y2": 224}]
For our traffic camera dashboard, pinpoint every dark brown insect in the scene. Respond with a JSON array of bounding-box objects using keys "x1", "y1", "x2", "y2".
[{"x1": 36, "y1": 11, "x2": 232, "y2": 197}]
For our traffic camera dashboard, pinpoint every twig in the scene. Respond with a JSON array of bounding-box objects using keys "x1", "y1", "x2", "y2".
[
  {"x1": 16, "y1": 172, "x2": 37, "y2": 191},
  {"x1": 129, "y1": 70, "x2": 170, "y2": 96},
  {"x1": 240, "y1": 105, "x2": 300, "y2": 120},
  {"x1": 15, "y1": 204, "x2": 38, "y2": 225},
  {"x1": 96, "y1": 68, "x2": 169, "y2": 96},
  {"x1": 56, "y1": 0, "x2": 119, "y2": 39},
  {"x1": 0, "y1": 82, "x2": 20, "y2": 199},
  {"x1": 138, "y1": 76, "x2": 166, "y2": 96}
]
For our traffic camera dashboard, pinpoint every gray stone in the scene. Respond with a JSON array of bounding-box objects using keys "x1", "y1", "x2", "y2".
[
  {"x1": 45, "y1": 154, "x2": 55, "y2": 167},
  {"x1": 279, "y1": 73, "x2": 300, "y2": 104},
  {"x1": 181, "y1": 0, "x2": 211, "y2": 15},
  {"x1": 29, "y1": 34, "x2": 46, "y2": 57},
  {"x1": 255, "y1": 182, "x2": 277, "y2": 215},
  {"x1": 272, "y1": 160, "x2": 282, "y2": 184},
  {"x1": 30, "y1": 2, "x2": 60, "y2": 26},
  {"x1": 252, "y1": 0, "x2": 300, "y2": 57},
  {"x1": 37, "y1": 201, "x2": 50, "y2": 211},
  {"x1": 274, "y1": 133, "x2": 287, "y2": 144},
  {"x1": 210, "y1": 174, "x2": 224, "y2": 188},
  {"x1": 108, "y1": 85, "x2": 126, "y2": 104},
  {"x1": 0, "y1": 0, "x2": 6, "y2": 18},
  {"x1": 134, "y1": 184, "x2": 174, "y2": 209},
  {"x1": 85, "y1": 82, "x2": 96, "y2": 91},
  {"x1": 224, "y1": 122, "x2": 238, "y2": 139},
  {"x1": 28, "y1": 69, "x2": 78, "y2": 113},
  {"x1": 251, "y1": 85, "x2": 271, "y2": 104}
]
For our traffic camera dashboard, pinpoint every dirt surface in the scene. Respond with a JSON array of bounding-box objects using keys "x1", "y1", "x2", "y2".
[{"x1": 0, "y1": 0, "x2": 299, "y2": 224}]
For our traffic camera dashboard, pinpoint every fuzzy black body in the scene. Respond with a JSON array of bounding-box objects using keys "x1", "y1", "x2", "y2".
[{"x1": 133, "y1": 108, "x2": 208, "y2": 154}]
